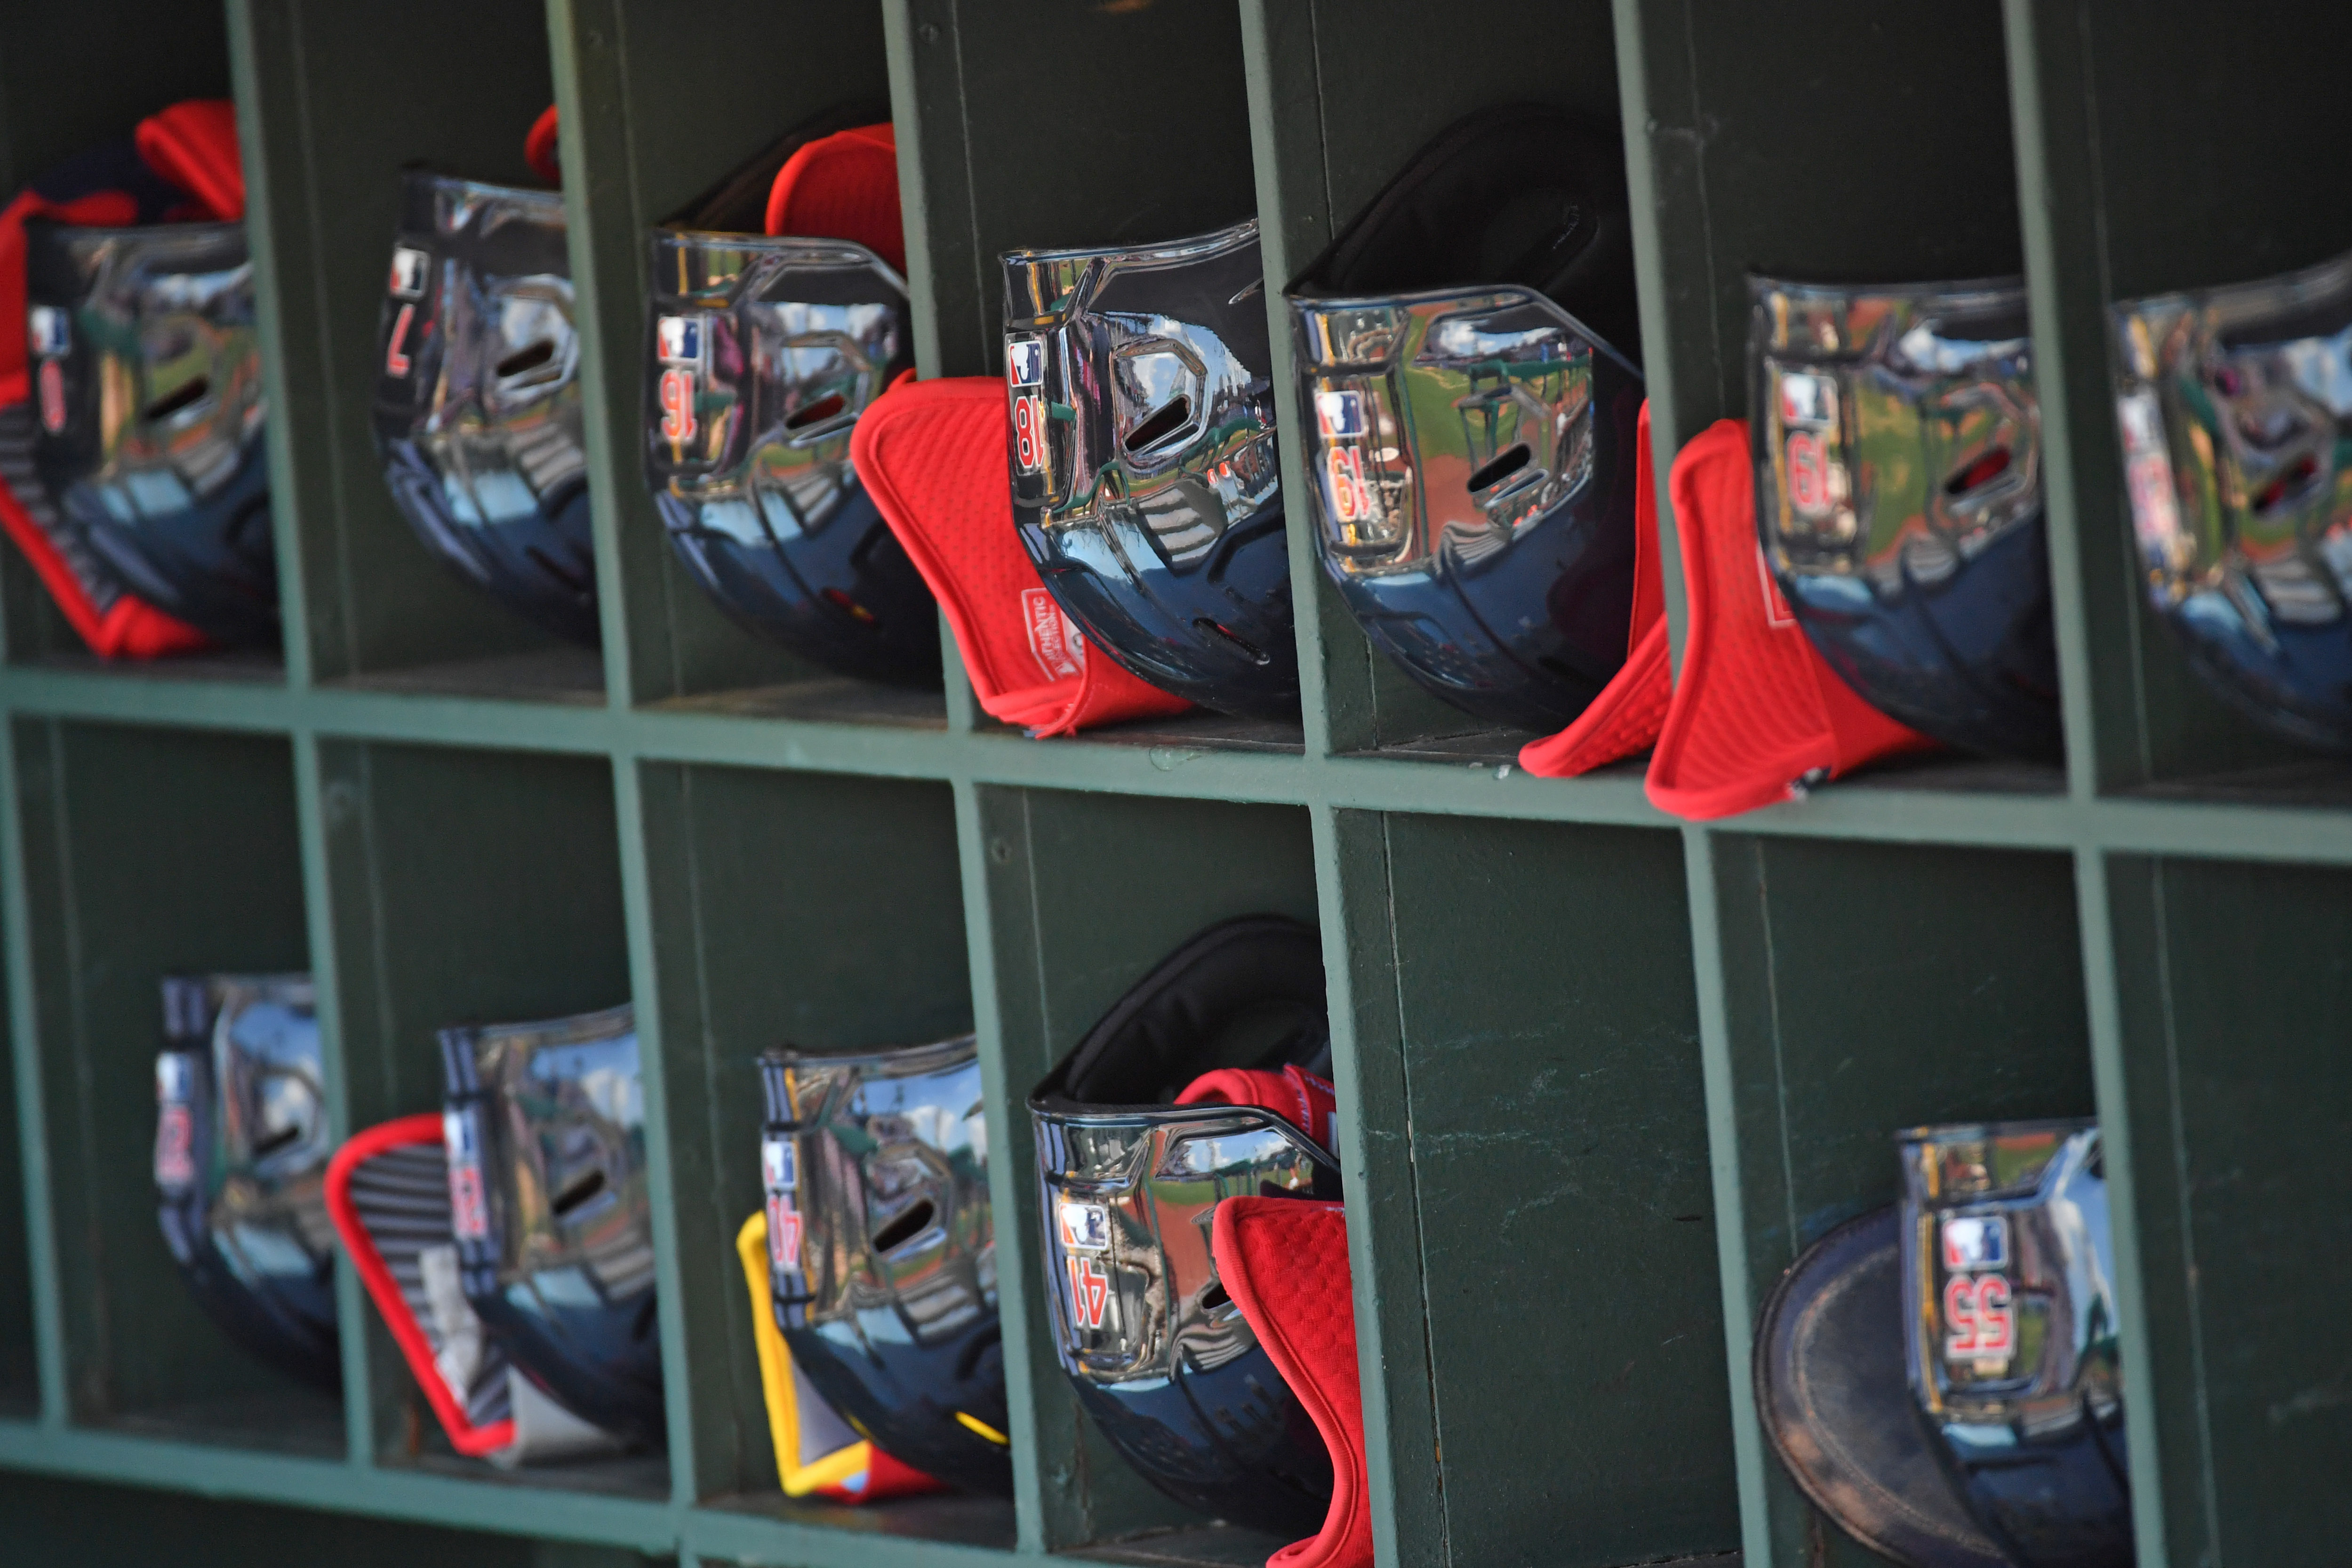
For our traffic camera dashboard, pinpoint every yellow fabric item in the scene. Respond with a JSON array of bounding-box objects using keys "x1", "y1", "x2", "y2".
[{"x1": 736, "y1": 1209, "x2": 878, "y2": 1497}]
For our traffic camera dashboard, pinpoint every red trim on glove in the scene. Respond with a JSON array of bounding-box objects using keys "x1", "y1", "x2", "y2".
[
  {"x1": 1519, "y1": 400, "x2": 1670, "y2": 777},
  {"x1": 1212, "y1": 1199, "x2": 1370, "y2": 1568},
  {"x1": 325, "y1": 1114, "x2": 517, "y2": 1459},
  {"x1": 852, "y1": 376, "x2": 1191, "y2": 737},
  {"x1": 766, "y1": 123, "x2": 905, "y2": 275}
]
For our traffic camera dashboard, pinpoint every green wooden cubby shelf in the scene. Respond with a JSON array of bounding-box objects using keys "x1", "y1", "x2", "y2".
[{"x1": 0, "y1": 0, "x2": 2344, "y2": 1564}]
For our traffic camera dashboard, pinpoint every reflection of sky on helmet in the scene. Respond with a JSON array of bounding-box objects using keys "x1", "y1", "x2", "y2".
[
  {"x1": 1895, "y1": 321, "x2": 2029, "y2": 376},
  {"x1": 527, "y1": 1040, "x2": 642, "y2": 1129},
  {"x1": 2278, "y1": 329, "x2": 2352, "y2": 416}
]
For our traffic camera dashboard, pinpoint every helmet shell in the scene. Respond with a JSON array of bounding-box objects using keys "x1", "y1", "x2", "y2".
[{"x1": 372, "y1": 172, "x2": 599, "y2": 646}]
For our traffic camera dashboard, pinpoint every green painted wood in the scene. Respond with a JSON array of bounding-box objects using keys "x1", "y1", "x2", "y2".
[
  {"x1": 2104, "y1": 854, "x2": 2352, "y2": 1568},
  {"x1": 230, "y1": 0, "x2": 569, "y2": 685},
  {"x1": 1373, "y1": 812, "x2": 1735, "y2": 1567},
  {"x1": 8, "y1": 719, "x2": 328, "y2": 1440},
  {"x1": 1311, "y1": 805, "x2": 1441, "y2": 1566},
  {"x1": 1708, "y1": 836, "x2": 2097, "y2": 1566}
]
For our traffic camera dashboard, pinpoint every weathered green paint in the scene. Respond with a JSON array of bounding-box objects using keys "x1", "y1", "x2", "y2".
[{"x1": 1374, "y1": 813, "x2": 1736, "y2": 1566}]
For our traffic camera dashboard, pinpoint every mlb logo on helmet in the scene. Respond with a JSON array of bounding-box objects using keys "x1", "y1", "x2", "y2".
[
  {"x1": 1314, "y1": 387, "x2": 1365, "y2": 440},
  {"x1": 657, "y1": 315, "x2": 703, "y2": 364},
  {"x1": 1940, "y1": 1212, "x2": 2008, "y2": 1272},
  {"x1": 1058, "y1": 1200, "x2": 1109, "y2": 1253},
  {"x1": 28, "y1": 305, "x2": 69, "y2": 358},
  {"x1": 1006, "y1": 336, "x2": 1045, "y2": 388},
  {"x1": 761, "y1": 1135, "x2": 798, "y2": 1192},
  {"x1": 388, "y1": 246, "x2": 429, "y2": 300}
]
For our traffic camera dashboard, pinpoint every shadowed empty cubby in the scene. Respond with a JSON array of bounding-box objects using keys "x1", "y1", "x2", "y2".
[
  {"x1": 9, "y1": 718, "x2": 332, "y2": 1449},
  {"x1": 1329, "y1": 810, "x2": 1737, "y2": 1568},
  {"x1": 2104, "y1": 853, "x2": 2352, "y2": 1568}
]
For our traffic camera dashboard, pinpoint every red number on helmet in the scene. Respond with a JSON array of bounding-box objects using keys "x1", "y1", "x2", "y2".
[
  {"x1": 1067, "y1": 1254, "x2": 1110, "y2": 1330},
  {"x1": 1786, "y1": 430, "x2": 1829, "y2": 514},
  {"x1": 1014, "y1": 393, "x2": 1045, "y2": 472},
  {"x1": 659, "y1": 366, "x2": 697, "y2": 445},
  {"x1": 384, "y1": 303, "x2": 416, "y2": 379}
]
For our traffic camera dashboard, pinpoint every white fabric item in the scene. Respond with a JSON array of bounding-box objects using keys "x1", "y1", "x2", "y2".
[{"x1": 491, "y1": 1368, "x2": 628, "y2": 1468}]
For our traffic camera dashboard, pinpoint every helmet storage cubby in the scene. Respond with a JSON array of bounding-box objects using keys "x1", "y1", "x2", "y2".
[
  {"x1": 627, "y1": 760, "x2": 1015, "y2": 1545},
  {"x1": 242, "y1": 0, "x2": 605, "y2": 704},
  {"x1": 7, "y1": 718, "x2": 333, "y2": 1451},
  {"x1": 309, "y1": 737, "x2": 663, "y2": 1500},
  {"x1": 0, "y1": 1, "x2": 288, "y2": 682},
  {"x1": 969, "y1": 785, "x2": 1320, "y2": 1561}
]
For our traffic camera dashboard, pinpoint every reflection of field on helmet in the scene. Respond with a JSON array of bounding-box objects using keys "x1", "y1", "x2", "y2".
[
  {"x1": 439, "y1": 1003, "x2": 662, "y2": 1444},
  {"x1": 645, "y1": 231, "x2": 935, "y2": 685},
  {"x1": 373, "y1": 171, "x2": 598, "y2": 645},
  {"x1": 1028, "y1": 915, "x2": 1339, "y2": 1538},
  {"x1": 152, "y1": 973, "x2": 338, "y2": 1390},
  {"x1": 2116, "y1": 248, "x2": 2352, "y2": 752},
  {"x1": 1002, "y1": 219, "x2": 1298, "y2": 719},
  {"x1": 761, "y1": 1033, "x2": 1011, "y2": 1496},
  {"x1": 1752, "y1": 275, "x2": 2062, "y2": 762},
  {"x1": 27, "y1": 218, "x2": 275, "y2": 643},
  {"x1": 1755, "y1": 1116, "x2": 2128, "y2": 1568},
  {"x1": 1286, "y1": 104, "x2": 1646, "y2": 734}
]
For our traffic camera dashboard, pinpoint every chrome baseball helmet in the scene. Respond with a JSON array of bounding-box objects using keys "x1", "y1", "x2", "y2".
[
  {"x1": 2115, "y1": 249, "x2": 2352, "y2": 752},
  {"x1": 760, "y1": 1033, "x2": 1010, "y2": 1496},
  {"x1": 1753, "y1": 275, "x2": 2062, "y2": 761},
  {"x1": 373, "y1": 171, "x2": 597, "y2": 645},
  {"x1": 1003, "y1": 219, "x2": 1297, "y2": 717},
  {"x1": 1285, "y1": 104, "x2": 1645, "y2": 732},
  {"x1": 440, "y1": 1003, "x2": 663, "y2": 1444},
  {"x1": 1028, "y1": 915, "x2": 1338, "y2": 1536},
  {"x1": 153, "y1": 974, "x2": 338, "y2": 1389}
]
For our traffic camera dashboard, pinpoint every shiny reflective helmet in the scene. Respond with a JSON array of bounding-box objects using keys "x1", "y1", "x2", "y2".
[
  {"x1": 1900, "y1": 1120, "x2": 2128, "y2": 1568},
  {"x1": 1028, "y1": 915, "x2": 1336, "y2": 1536},
  {"x1": 1753, "y1": 276, "x2": 2063, "y2": 762},
  {"x1": 153, "y1": 974, "x2": 338, "y2": 1389},
  {"x1": 1002, "y1": 220, "x2": 1296, "y2": 717},
  {"x1": 1286, "y1": 104, "x2": 1645, "y2": 732},
  {"x1": 2114, "y1": 250, "x2": 2352, "y2": 752},
  {"x1": 644, "y1": 232, "x2": 936, "y2": 684},
  {"x1": 24, "y1": 216, "x2": 275, "y2": 644},
  {"x1": 1753, "y1": 1119, "x2": 2128, "y2": 1568},
  {"x1": 373, "y1": 171, "x2": 598, "y2": 645},
  {"x1": 440, "y1": 1003, "x2": 662, "y2": 1443},
  {"x1": 761, "y1": 1034, "x2": 1011, "y2": 1496}
]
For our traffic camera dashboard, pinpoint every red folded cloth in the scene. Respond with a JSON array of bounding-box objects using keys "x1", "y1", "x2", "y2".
[
  {"x1": 1643, "y1": 418, "x2": 1930, "y2": 818},
  {"x1": 1519, "y1": 400, "x2": 1671, "y2": 778},
  {"x1": 853, "y1": 376, "x2": 1192, "y2": 736},
  {"x1": 1212, "y1": 1198, "x2": 1370, "y2": 1568}
]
